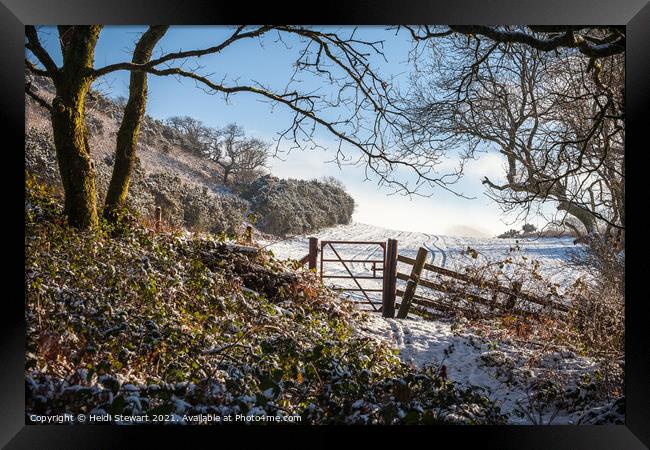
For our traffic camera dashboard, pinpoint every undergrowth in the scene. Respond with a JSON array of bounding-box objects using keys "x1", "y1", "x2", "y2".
[
  {"x1": 433, "y1": 243, "x2": 624, "y2": 412},
  {"x1": 25, "y1": 173, "x2": 505, "y2": 425}
]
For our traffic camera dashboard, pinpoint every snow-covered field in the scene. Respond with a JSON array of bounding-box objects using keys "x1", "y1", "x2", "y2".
[
  {"x1": 266, "y1": 221, "x2": 574, "y2": 263},
  {"x1": 262, "y1": 222, "x2": 621, "y2": 425},
  {"x1": 263, "y1": 222, "x2": 584, "y2": 310}
]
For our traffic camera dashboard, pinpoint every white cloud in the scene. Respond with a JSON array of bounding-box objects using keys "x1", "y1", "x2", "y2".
[{"x1": 464, "y1": 152, "x2": 505, "y2": 180}]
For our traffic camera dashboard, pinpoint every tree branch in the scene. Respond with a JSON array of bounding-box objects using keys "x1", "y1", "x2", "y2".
[
  {"x1": 25, "y1": 59, "x2": 51, "y2": 78},
  {"x1": 92, "y1": 25, "x2": 274, "y2": 78},
  {"x1": 447, "y1": 25, "x2": 625, "y2": 58},
  {"x1": 25, "y1": 82, "x2": 52, "y2": 111},
  {"x1": 25, "y1": 26, "x2": 59, "y2": 77}
]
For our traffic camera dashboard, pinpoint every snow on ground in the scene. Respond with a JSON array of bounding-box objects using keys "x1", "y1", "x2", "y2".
[
  {"x1": 262, "y1": 222, "x2": 619, "y2": 425},
  {"x1": 355, "y1": 314, "x2": 607, "y2": 424},
  {"x1": 264, "y1": 222, "x2": 581, "y2": 282}
]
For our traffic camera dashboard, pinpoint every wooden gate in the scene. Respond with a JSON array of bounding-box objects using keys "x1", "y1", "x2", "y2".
[{"x1": 300, "y1": 237, "x2": 398, "y2": 315}]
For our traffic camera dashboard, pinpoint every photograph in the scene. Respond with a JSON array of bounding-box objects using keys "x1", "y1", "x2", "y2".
[
  {"x1": 23, "y1": 23, "x2": 626, "y2": 425},
  {"x1": 2, "y1": 0, "x2": 648, "y2": 447}
]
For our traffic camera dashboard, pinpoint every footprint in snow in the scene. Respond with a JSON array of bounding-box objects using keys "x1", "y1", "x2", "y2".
[
  {"x1": 387, "y1": 319, "x2": 405, "y2": 346},
  {"x1": 402, "y1": 325, "x2": 412, "y2": 345}
]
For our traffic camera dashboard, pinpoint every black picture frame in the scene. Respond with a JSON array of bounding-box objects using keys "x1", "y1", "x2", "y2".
[{"x1": 2, "y1": 1, "x2": 648, "y2": 448}]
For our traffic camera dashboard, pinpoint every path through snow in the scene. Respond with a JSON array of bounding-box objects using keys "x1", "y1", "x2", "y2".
[{"x1": 356, "y1": 314, "x2": 617, "y2": 425}]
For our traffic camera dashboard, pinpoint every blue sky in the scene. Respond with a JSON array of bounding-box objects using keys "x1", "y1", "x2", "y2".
[{"x1": 32, "y1": 26, "x2": 521, "y2": 236}]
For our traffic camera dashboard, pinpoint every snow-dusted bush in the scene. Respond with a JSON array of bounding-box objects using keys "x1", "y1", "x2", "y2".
[
  {"x1": 497, "y1": 229, "x2": 521, "y2": 239},
  {"x1": 522, "y1": 223, "x2": 537, "y2": 233},
  {"x1": 497, "y1": 223, "x2": 577, "y2": 239},
  {"x1": 240, "y1": 175, "x2": 355, "y2": 236},
  {"x1": 133, "y1": 172, "x2": 247, "y2": 235},
  {"x1": 25, "y1": 127, "x2": 60, "y2": 186}
]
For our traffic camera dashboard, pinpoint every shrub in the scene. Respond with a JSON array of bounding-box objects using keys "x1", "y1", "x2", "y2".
[
  {"x1": 566, "y1": 235, "x2": 624, "y2": 357},
  {"x1": 522, "y1": 223, "x2": 537, "y2": 233},
  {"x1": 497, "y1": 229, "x2": 521, "y2": 239},
  {"x1": 239, "y1": 175, "x2": 355, "y2": 236},
  {"x1": 134, "y1": 172, "x2": 247, "y2": 235}
]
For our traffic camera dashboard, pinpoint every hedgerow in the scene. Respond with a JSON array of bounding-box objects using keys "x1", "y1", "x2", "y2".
[{"x1": 25, "y1": 174, "x2": 504, "y2": 425}]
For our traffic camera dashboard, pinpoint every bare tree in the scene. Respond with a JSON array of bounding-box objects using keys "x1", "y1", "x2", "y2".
[
  {"x1": 399, "y1": 26, "x2": 624, "y2": 246},
  {"x1": 165, "y1": 116, "x2": 212, "y2": 157},
  {"x1": 207, "y1": 123, "x2": 268, "y2": 184},
  {"x1": 26, "y1": 25, "x2": 462, "y2": 229}
]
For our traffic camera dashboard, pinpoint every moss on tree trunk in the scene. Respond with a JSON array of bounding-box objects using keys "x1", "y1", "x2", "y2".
[
  {"x1": 50, "y1": 88, "x2": 98, "y2": 229},
  {"x1": 49, "y1": 26, "x2": 103, "y2": 230},
  {"x1": 104, "y1": 26, "x2": 168, "y2": 218}
]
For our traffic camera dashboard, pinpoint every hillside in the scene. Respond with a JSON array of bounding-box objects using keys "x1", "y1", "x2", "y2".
[
  {"x1": 26, "y1": 73, "x2": 232, "y2": 194},
  {"x1": 25, "y1": 73, "x2": 354, "y2": 237}
]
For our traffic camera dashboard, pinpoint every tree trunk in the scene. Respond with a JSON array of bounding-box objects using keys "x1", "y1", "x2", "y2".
[
  {"x1": 104, "y1": 26, "x2": 168, "y2": 217},
  {"x1": 223, "y1": 167, "x2": 232, "y2": 184},
  {"x1": 50, "y1": 88, "x2": 98, "y2": 229},
  {"x1": 557, "y1": 199, "x2": 596, "y2": 235},
  {"x1": 49, "y1": 26, "x2": 103, "y2": 229}
]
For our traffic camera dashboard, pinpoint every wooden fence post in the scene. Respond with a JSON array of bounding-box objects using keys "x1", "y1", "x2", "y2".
[
  {"x1": 397, "y1": 246, "x2": 428, "y2": 319},
  {"x1": 382, "y1": 238, "x2": 398, "y2": 318},
  {"x1": 308, "y1": 237, "x2": 319, "y2": 271},
  {"x1": 155, "y1": 206, "x2": 162, "y2": 232},
  {"x1": 245, "y1": 225, "x2": 253, "y2": 243}
]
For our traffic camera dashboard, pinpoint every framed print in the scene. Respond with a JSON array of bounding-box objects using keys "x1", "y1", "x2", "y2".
[{"x1": 1, "y1": 0, "x2": 648, "y2": 447}]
